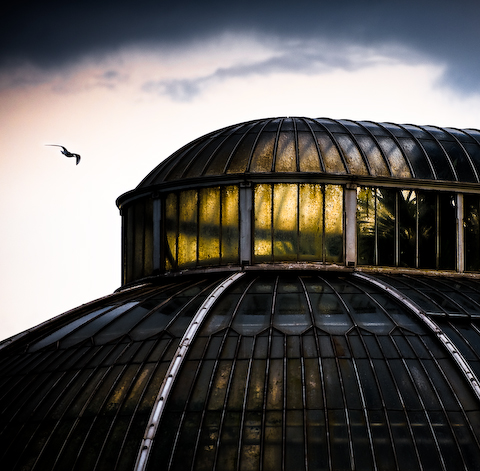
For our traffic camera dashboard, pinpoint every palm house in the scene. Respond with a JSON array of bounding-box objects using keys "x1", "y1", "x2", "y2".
[{"x1": 4, "y1": 116, "x2": 480, "y2": 470}]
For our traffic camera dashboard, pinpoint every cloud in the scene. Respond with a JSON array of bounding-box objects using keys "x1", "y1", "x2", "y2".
[
  {"x1": 142, "y1": 40, "x2": 422, "y2": 101},
  {"x1": 2, "y1": 0, "x2": 480, "y2": 95}
]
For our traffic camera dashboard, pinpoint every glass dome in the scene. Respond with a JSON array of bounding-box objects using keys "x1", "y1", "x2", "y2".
[{"x1": 3, "y1": 117, "x2": 480, "y2": 471}]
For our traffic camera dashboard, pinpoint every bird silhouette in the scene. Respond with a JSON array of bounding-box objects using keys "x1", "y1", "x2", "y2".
[{"x1": 46, "y1": 145, "x2": 81, "y2": 165}]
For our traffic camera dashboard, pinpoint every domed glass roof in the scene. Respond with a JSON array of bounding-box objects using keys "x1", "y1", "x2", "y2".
[
  {"x1": 4, "y1": 117, "x2": 480, "y2": 471},
  {"x1": 3, "y1": 272, "x2": 480, "y2": 470},
  {"x1": 137, "y1": 117, "x2": 480, "y2": 187}
]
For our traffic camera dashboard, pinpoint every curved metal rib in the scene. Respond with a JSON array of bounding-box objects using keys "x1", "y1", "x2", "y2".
[
  {"x1": 134, "y1": 272, "x2": 245, "y2": 471},
  {"x1": 353, "y1": 272, "x2": 480, "y2": 401}
]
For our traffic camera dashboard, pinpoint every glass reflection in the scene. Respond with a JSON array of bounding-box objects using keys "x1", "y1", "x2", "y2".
[{"x1": 357, "y1": 186, "x2": 456, "y2": 270}]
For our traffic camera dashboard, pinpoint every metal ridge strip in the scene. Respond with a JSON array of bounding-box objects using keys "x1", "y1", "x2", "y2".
[
  {"x1": 134, "y1": 272, "x2": 245, "y2": 471},
  {"x1": 353, "y1": 272, "x2": 480, "y2": 400}
]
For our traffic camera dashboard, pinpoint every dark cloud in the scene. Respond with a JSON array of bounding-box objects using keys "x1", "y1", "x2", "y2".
[{"x1": 2, "y1": 0, "x2": 480, "y2": 94}]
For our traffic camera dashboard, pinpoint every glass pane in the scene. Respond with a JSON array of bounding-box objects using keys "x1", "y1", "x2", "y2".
[
  {"x1": 198, "y1": 187, "x2": 220, "y2": 266},
  {"x1": 439, "y1": 193, "x2": 456, "y2": 270},
  {"x1": 273, "y1": 184, "x2": 298, "y2": 261},
  {"x1": 397, "y1": 136, "x2": 433, "y2": 179},
  {"x1": 335, "y1": 134, "x2": 368, "y2": 175},
  {"x1": 464, "y1": 194, "x2": 480, "y2": 271},
  {"x1": 316, "y1": 132, "x2": 347, "y2": 174},
  {"x1": 221, "y1": 185, "x2": 239, "y2": 264},
  {"x1": 29, "y1": 306, "x2": 114, "y2": 351},
  {"x1": 298, "y1": 131, "x2": 321, "y2": 172},
  {"x1": 165, "y1": 192, "x2": 178, "y2": 270},
  {"x1": 310, "y1": 293, "x2": 353, "y2": 334},
  {"x1": 418, "y1": 192, "x2": 436, "y2": 269},
  {"x1": 356, "y1": 135, "x2": 389, "y2": 177},
  {"x1": 178, "y1": 189, "x2": 198, "y2": 268},
  {"x1": 324, "y1": 185, "x2": 343, "y2": 263},
  {"x1": 275, "y1": 131, "x2": 297, "y2": 172},
  {"x1": 377, "y1": 136, "x2": 412, "y2": 178},
  {"x1": 254, "y1": 184, "x2": 272, "y2": 262},
  {"x1": 399, "y1": 189, "x2": 416, "y2": 268},
  {"x1": 299, "y1": 183, "x2": 323, "y2": 261},
  {"x1": 357, "y1": 186, "x2": 375, "y2": 265},
  {"x1": 250, "y1": 131, "x2": 275, "y2": 172},
  {"x1": 376, "y1": 188, "x2": 396, "y2": 266}
]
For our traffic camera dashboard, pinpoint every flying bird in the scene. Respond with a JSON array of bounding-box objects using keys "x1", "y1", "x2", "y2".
[{"x1": 46, "y1": 145, "x2": 81, "y2": 165}]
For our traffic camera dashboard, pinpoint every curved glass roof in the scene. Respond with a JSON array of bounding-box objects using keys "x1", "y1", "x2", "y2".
[
  {"x1": 137, "y1": 117, "x2": 480, "y2": 187},
  {"x1": 3, "y1": 272, "x2": 480, "y2": 470}
]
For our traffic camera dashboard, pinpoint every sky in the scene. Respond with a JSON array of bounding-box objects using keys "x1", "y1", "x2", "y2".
[{"x1": 1, "y1": 0, "x2": 480, "y2": 340}]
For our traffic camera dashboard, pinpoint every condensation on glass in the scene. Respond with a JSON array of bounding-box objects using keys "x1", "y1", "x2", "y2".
[
  {"x1": 357, "y1": 186, "x2": 456, "y2": 270},
  {"x1": 165, "y1": 185, "x2": 240, "y2": 271},
  {"x1": 253, "y1": 183, "x2": 343, "y2": 264}
]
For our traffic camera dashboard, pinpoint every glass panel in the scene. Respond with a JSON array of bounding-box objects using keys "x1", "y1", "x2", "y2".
[
  {"x1": 422, "y1": 139, "x2": 455, "y2": 181},
  {"x1": 299, "y1": 183, "x2": 323, "y2": 261},
  {"x1": 250, "y1": 131, "x2": 275, "y2": 172},
  {"x1": 377, "y1": 136, "x2": 412, "y2": 178},
  {"x1": 324, "y1": 185, "x2": 343, "y2": 263},
  {"x1": 316, "y1": 132, "x2": 347, "y2": 174},
  {"x1": 273, "y1": 184, "x2": 298, "y2": 261},
  {"x1": 198, "y1": 187, "x2": 220, "y2": 266},
  {"x1": 298, "y1": 131, "x2": 321, "y2": 172},
  {"x1": 335, "y1": 134, "x2": 369, "y2": 175},
  {"x1": 397, "y1": 136, "x2": 433, "y2": 179},
  {"x1": 465, "y1": 194, "x2": 480, "y2": 271},
  {"x1": 29, "y1": 306, "x2": 114, "y2": 351},
  {"x1": 310, "y1": 292, "x2": 353, "y2": 334},
  {"x1": 178, "y1": 189, "x2": 198, "y2": 268},
  {"x1": 275, "y1": 131, "x2": 297, "y2": 172},
  {"x1": 377, "y1": 188, "x2": 396, "y2": 266},
  {"x1": 254, "y1": 184, "x2": 272, "y2": 262},
  {"x1": 439, "y1": 194, "x2": 456, "y2": 270},
  {"x1": 417, "y1": 192, "x2": 436, "y2": 268},
  {"x1": 60, "y1": 302, "x2": 140, "y2": 348},
  {"x1": 221, "y1": 185, "x2": 239, "y2": 264},
  {"x1": 399, "y1": 189, "x2": 417, "y2": 268},
  {"x1": 165, "y1": 192, "x2": 178, "y2": 270},
  {"x1": 356, "y1": 135, "x2": 389, "y2": 177},
  {"x1": 357, "y1": 186, "x2": 375, "y2": 265}
]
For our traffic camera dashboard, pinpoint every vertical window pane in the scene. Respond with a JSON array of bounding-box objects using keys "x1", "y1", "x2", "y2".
[
  {"x1": 418, "y1": 191, "x2": 436, "y2": 269},
  {"x1": 273, "y1": 183, "x2": 298, "y2": 261},
  {"x1": 299, "y1": 183, "x2": 323, "y2": 261},
  {"x1": 357, "y1": 186, "x2": 375, "y2": 265},
  {"x1": 198, "y1": 187, "x2": 220, "y2": 266},
  {"x1": 399, "y1": 189, "x2": 416, "y2": 268},
  {"x1": 465, "y1": 194, "x2": 480, "y2": 271},
  {"x1": 254, "y1": 184, "x2": 273, "y2": 262},
  {"x1": 165, "y1": 193, "x2": 178, "y2": 270},
  {"x1": 439, "y1": 193, "x2": 456, "y2": 270},
  {"x1": 221, "y1": 185, "x2": 239, "y2": 264},
  {"x1": 325, "y1": 185, "x2": 343, "y2": 263},
  {"x1": 178, "y1": 189, "x2": 198, "y2": 268},
  {"x1": 377, "y1": 188, "x2": 396, "y2": 266}
]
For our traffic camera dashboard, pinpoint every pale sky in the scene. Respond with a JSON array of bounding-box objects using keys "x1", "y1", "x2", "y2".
[{"x1": 1, "y1": 1, "x2": 480, "y2": 340}]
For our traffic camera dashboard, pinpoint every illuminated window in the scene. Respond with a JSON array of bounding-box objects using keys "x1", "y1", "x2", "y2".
[
  {"x1": 254, "y1": 183, "x2": 343, "y2": 264},
  {"x1": 165, "y1": 186, "x2": 239, "y2": 270}
]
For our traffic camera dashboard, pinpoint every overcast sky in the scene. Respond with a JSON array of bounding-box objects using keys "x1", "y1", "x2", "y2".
[{"x1": 1, "y1": 0, "x2": 480, "y2": 340}]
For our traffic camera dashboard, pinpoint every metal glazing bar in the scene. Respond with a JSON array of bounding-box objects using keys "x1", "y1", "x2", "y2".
[
  {"x1": 345, "y1": 184, "x2": 357, "y2": 267},
  {"x1": 240, "y1": 183, "x2": 252, "y2": 265},
  {"x1": 353, "y1": 272, "x2": 480, "y2": 401},
  {"x1": 134, "y1": 272, "x2": 245, "y2": 471},
  {"x1": 457, "y1": 193, "x2": 465, "y2": 273},
  {"x1": 153, "y1": 197, "x2": 161, "y2": 273}
]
